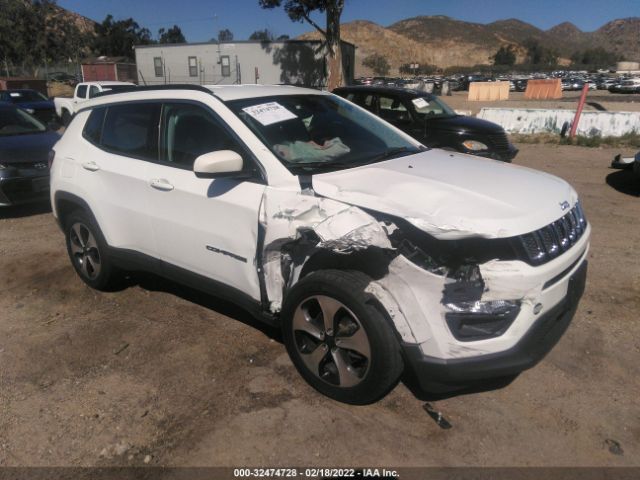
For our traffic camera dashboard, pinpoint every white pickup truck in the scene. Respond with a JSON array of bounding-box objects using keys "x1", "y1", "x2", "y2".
[{"x1": 54, "y1": 81, "x2": 134, "y2": 126}]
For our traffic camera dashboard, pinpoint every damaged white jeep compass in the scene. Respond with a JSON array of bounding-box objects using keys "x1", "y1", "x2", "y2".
[{"x1": 50, "y1": 85, "x2": 589, "y2": 404}]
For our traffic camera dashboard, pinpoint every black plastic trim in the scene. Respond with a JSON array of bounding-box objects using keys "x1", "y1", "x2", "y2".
[{"x1": 108, "y1": 246, "x2": 278, "y2": 327}]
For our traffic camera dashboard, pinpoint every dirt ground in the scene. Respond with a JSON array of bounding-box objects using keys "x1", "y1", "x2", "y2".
[{"x1": 1, "y1": 144, "x2": 639, "y2": 471}]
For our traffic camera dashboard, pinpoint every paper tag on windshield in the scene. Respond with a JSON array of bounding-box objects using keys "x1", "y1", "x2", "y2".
[
  {"x1": 412, "y1": 97, "x2": 428, "y2": 109},
  {"x1": 9, "y1": 92, "x2": 21, "y2": 97},
  {"x1": 242, "y1": 102, "x2": 297, "y2": 126}
]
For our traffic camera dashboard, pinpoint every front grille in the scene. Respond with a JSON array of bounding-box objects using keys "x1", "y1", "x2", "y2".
[
  {"x1": 518, "y1": 202, "x2": 587, "y2": 265},
  {"x1": 487, "y1": 132, "x2": 510, "y2": 151}
]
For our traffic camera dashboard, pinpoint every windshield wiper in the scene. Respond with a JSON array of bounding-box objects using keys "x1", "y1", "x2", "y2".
[{"x1": 366, "y1": 146, "x2": 418, "y2": 163}]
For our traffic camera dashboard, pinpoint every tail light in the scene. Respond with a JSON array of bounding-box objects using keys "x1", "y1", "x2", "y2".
[{"x1": 48, "y1": 150, "x2": 55, "y2": 169}]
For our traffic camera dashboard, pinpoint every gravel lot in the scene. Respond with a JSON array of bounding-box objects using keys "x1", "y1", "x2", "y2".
[{"x1": 0, "y1": 143, "x2": 639, "y2": 469}]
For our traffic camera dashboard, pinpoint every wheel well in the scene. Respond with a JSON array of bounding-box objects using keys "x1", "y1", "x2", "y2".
[
  {"x1": 55, "y1": 193, "x2": 91, "y2": 228},
  {"x1": 298, "y1": 247, "x2": 392, "y2": 282}
]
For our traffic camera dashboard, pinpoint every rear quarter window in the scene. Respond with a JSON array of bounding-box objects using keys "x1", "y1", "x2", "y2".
[{"x1": 82, "y1": 107, "x2": 106, "y2": 145}]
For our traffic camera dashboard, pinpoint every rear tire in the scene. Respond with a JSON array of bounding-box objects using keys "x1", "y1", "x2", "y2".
[
  {"x1": 64, "y1": 209, "x2": 122, "y2": 291},
  {"x1": 281, "y1": 270, "x2": 404, "y2": 404}
]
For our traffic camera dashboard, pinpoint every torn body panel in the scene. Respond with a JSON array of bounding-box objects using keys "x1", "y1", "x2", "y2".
[{"x1": 258, "y1": 188, "x2": 392, "y2": 312}]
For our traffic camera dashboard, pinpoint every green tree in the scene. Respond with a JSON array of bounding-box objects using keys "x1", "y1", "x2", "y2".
[
  {"x1": 93, "y1": 15, "x2": 154, "y2": 58},
  {"x1": 571, "y1": 47, "x2": 618, "y2": 67},
  {"x1": 523, "y1": 38, "x2": 558, "y2": 67},
  {"x1": 218, "y1": 28, "x2": 233, "y2": 42},
  {"x1": 493, "y1": 45, "x2": 516, "y2": 66},
  {"x1": 363, "y1": 53, "x2": 390, "y2": 76},
  {"x1": 0, "y1": 0, "x2": 87, "y2": 74},
  {"x1": 249, "y1": 28, "x2": 274, "y2": 41},
  {"x1": 158, "y1": 25, "x2": 185, "y2": 44},
  {"x1": 258, "y1": 0, "x2": 346, "y2": 90}
]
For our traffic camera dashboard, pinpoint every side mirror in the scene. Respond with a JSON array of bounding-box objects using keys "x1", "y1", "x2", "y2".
[{"x1": 193, "y1": 150, "x2": 243, "y2": 178}]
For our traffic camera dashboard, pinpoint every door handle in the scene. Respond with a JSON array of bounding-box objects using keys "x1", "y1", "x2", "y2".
[
  {"x1": 81, "y1": 161, "x2": 100, "y2": 172},
  {"x1": 149, "y1": 178, "x2": 174, "y2": 191}
]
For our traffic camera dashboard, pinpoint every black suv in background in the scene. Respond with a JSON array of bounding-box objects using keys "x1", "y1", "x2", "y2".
[{"x1": 333, "y1": 86, "x2": 518, "y2": 162}]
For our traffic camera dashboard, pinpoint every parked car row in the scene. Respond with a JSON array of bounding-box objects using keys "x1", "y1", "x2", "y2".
[{"x1": 356, "y1": 72, "x2": 640, "y2": 94}]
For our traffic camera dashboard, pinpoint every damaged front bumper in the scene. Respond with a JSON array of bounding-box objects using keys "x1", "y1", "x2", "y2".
[{"x1": 402, "y1": 260, "x2": 587, "y2": 386}]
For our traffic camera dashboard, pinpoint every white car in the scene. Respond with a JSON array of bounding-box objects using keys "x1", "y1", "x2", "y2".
[
  {"x1": 50, "y1": 84, "x2": 590, "y2": 404},
  {"x1": 53, "y1": 81, "x2": 134, "y2": 126}
]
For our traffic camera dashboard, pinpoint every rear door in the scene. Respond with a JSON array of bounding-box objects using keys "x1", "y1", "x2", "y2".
[
  {"x1": 77, "y1": 102, "x2": 160, "y2": 257},
  {"x1": 145, "y1": 101, "x2": 266, "y2": 300}
]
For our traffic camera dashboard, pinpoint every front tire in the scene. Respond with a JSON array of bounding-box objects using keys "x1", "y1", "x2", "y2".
[
  {"x1": 64, "y1": 209, "x2": 121, "y2": 291},
  {"x1": 281, "y1": 270, "x2": 404, "y2": 404}
]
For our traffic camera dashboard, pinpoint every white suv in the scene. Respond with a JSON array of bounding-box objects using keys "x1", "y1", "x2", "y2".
[{"x1": 50, "y1": 84, "x2": 590, "y2": 404}]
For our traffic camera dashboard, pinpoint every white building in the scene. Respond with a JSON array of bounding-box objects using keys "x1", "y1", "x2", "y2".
[{"x1": 134, "y1": 40, "x2": 356, "y2": 87}]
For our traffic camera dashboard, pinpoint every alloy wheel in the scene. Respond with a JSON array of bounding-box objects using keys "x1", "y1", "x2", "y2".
[
  {"x1": 69, "y1": 222, "x2": 102, "y2": 280},
  {"x1": 292, "y1": 295, "x2": 371, "y2": 387}
]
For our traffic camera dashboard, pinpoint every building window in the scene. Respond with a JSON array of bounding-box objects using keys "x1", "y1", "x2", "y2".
[
  {"x1": 154, "y1": 57, "x2": 163, "y2": 77},
  {"x1": 221, "y1": 56, "x2": 230, "y2": 77},
  {"x1": 188, "y1": 56, "x2": 198, "y2": 77}
]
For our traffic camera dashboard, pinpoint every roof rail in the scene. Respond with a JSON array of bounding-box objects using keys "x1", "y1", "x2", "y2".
[{"x1": 95, "y1": 84, "x2": 215, "y2": 97}]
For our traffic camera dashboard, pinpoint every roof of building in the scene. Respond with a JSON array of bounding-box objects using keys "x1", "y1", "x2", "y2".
[
  {"x1": 133, "y1": 39, "x2": 356, "y2": 50},
  {"x1": 82, "y1": 56, "x2": 133, "y2": 65}
]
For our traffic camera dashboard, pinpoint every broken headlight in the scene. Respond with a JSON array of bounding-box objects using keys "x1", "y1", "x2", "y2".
[
  {"x1": 444, "y1": 299, "x2": 520, "y2": 342},
  {"x1": 445, "y1": 299, "x2": 519, "y2": 315}
]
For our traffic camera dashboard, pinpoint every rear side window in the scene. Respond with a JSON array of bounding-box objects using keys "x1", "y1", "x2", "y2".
[
  {"x1": 101, "y1": 103, "x2": 161, "y2": 161},
  {"x1": 82, "y1": 107, "x2": 106, "y2": 144}
]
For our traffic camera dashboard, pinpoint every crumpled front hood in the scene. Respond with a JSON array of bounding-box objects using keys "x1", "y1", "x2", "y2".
[{"x1": 312, "y1": 149, "x2": 578, "y2": 239}]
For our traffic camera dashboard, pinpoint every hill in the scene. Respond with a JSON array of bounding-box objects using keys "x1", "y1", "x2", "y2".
[{"x1": 299, "y1": 15, "x2": 640, "y2": 76}]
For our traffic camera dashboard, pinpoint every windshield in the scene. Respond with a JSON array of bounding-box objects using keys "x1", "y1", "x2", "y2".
[
  {"x1": 6, "y1": 90, "x2": 48, "y2": 103},
  {"x1": 226, "y1": 94, "x2": 422, "y2": 174},
  {"x1": 0, "y1": 107, "x2": 47, "y2": 136},
  {"x1": 410, "y1": 95, "x2": 457, "y2": 118}
]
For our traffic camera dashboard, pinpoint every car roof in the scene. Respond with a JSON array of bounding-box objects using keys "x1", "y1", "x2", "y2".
[
  {"x1": 334, "y1": 85, "x2": 432, "y2": 98},
  {"x1": 79, "y1": 84, "x2": 328, "y2": 110},
  {"x1": 85, "y1": 81, "x2": 134, "y2": 86},
  {"x1": 204, "y1": 84, "x2": 326, "y2": 101},
  {"x1": 2, "y1": 88, "x2": 40, "y2": 93}
]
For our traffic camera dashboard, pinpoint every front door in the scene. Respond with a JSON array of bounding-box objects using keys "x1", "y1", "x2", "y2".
[{"x1": 146, "y1": 101, "x2": 266, "y2": 300}]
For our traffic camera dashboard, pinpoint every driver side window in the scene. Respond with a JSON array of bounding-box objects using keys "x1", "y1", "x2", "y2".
[{"x1": 160, "y1": 103, "x2": 241, "y2": 170}]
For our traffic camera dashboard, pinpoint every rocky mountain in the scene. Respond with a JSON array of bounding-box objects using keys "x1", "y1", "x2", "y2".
[{"x1": 299, "y1": 15, "x2": 640, "y2": 76}]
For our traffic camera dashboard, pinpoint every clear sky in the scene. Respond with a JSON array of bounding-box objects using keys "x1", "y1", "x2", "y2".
[{"x1": 56, "y1": 0, "x2": 640, "y2": 42}]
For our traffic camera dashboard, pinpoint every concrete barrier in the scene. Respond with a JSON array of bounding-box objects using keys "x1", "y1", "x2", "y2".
[
  {"x1": 468, "y1": 81, "x2": 510, "y2": 101},
  {"x1": 478, "y1": 108, "x2": 640, "y2": 137},
  {"x1": 524, "y1": 79, "x2": 562, "y2": 100}
]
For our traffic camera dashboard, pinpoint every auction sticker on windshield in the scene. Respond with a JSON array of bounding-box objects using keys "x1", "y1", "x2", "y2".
[
  {"x1": 242, "y1": 102, "x2": 297, "y2": 126},
  {"x1": 412, "y1": 97, "x2": 428, "y2": 109}
]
